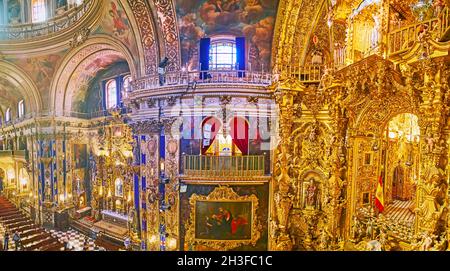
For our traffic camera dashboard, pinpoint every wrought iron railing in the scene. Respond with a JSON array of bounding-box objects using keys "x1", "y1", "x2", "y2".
[
  {"x1": 0, "y1": 0, "x2": 95, "y2": 41},
  {"x1": 183, "y1": 155, "x2": 265, "y2": 178},
  {"x1": 388, "y1": 7, "x2": 450, "y2": 56}
]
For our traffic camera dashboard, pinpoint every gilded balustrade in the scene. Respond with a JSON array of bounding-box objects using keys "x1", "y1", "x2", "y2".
[{"x1": 388, "y1": 7, "x2": 450, "y2": 56}]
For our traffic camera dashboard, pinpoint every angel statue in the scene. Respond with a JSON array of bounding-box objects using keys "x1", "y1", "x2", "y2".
[{"x1": 128, "y1": 207, "x2": 138, "y2": 235}]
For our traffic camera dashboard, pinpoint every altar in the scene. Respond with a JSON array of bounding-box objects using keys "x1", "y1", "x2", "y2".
[{"x1": 92, "y1": 210, "x2": 129, "y2": 240}]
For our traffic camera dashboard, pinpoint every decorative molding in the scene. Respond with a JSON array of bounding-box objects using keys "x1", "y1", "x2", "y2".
[{"x1": 185, "y1": 186, "x2": 262, "y2": 251}]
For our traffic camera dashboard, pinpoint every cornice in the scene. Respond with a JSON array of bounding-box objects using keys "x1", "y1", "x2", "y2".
[{"x1": 0, "y1": 0, "x2": 104, "y2": 54}]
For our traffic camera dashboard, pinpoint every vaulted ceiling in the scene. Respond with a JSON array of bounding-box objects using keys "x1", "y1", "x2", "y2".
[{"x1": 0, "y1": 0, "x2": 369, "y2": 115}]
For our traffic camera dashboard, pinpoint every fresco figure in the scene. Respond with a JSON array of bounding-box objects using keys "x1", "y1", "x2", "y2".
[
  {"x1": 8, "y1": 0, "x2": 21, "y2": 23},
  {"x1": 109, "y1": 1, "x2": 130, "y2": 44}
]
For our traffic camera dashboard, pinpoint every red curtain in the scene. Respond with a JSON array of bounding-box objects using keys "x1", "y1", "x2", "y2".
[
  {"x1": 230, "y1": 117, "x2": 249, "y2": 155},
  {"x1": 201, "y1": 117, "x2": 221, "y2": 155}
]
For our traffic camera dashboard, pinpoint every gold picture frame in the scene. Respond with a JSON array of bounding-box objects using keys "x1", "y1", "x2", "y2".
[{"x1": 185, "y1": 186, "x2": 262, "y2": 250}]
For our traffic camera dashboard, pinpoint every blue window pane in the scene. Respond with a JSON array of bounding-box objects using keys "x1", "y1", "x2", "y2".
[{"x1": 209, "y1": 41, "x2": 236, "y2": 70}]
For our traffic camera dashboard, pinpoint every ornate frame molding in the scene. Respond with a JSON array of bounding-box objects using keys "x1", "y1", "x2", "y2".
[{"x1": 185, "y1": 186, "x2": 262, "y2": 250}]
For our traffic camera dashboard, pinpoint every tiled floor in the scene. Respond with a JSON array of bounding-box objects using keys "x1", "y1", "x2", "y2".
[{"x1": 46, "y1": 228, "x2": 105, "y2": 251}]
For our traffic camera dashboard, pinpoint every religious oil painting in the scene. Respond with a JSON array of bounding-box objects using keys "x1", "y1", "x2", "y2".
[
  {"x1": 73, "y1": 144, "x2": 88, "y2": 169},
  {"x1": 195, "y1": 201, "x2": 252, "y2": 240}
]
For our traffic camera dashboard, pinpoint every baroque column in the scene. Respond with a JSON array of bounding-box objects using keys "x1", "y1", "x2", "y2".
[
  {"x1": 415, "y1": 59, "x2": 449, "y2": 245},
  {"x1": 270, "y1": 78, "x2": 302, "y2": 250}
]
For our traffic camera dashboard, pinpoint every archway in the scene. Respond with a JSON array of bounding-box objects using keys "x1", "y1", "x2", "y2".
[
  {"x1": 50, "y1": 35, "x2": 138, "y2": 116},
  {"x1": 381, "y1": 113, "x2": 419, "y2": 226},
  {"x1": 0, "y1": 61, "x2": 43, "y2": 115}
]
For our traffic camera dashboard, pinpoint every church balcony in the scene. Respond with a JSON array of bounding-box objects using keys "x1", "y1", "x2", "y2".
[
  {"x1": 131, "y1": 70, "x2": 273, "y2": 92},
  {"x1": 0, "y1": 0, "x2": 99, "y2": 42},
  {"x1": 130, "y1": 67, "x2": 326, "y2": 99},
  {"x1": 275, "y1": 64, "x2": 325, "y2": 83},
  {"x1": 181, "y1": 155, "x2": 268, "y2": 182},
  {"x1": 388, "y1": 7, "x2": 450, "y2": 56}
]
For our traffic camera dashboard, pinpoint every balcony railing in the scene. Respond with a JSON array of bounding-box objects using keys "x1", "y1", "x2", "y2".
[
  {"x1": 183, "y1": 155, "x2": 265, "y2": 178},
  {"x1": 132, "y1": 70, "x2": 273, "y2": 92},
  {"x1": 131, "y1": 66, "x2": 328, "y2": 93},
  {"x1": 275, "y1": 65, "x2": 325, "y2": 83},
  {"x1": 388, "y1": 7, "x2": 450, "y2": 56},
  {"x1": 0, "y1": 0, "x2": 94, "y2": 41},
  {"x1": 0, "y1": 108, "x2": 132, "y2": 130}
]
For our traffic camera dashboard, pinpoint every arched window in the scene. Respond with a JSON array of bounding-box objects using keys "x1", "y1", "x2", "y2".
[
  {"x1": 18, "y1": 100, "x2": 25, "y2": 118},
  {"x1": 209, "y1": 40, "x2": 237, "y2": 70},
  {"x1": 230, "y1": 117, "x2": 249, "y2": 155},
  {"x1": 105, "y1": 79, "x2": 118, "y2": 109},
  {"x1": 32, "y1": 0, "x2": 46, "y2": 23},
  {"x1": 5, "y1": 108, "x2": 11, "y2": 123},
  {"x1": 122, "y1": 75, "x2": 132, "y2": 99}
]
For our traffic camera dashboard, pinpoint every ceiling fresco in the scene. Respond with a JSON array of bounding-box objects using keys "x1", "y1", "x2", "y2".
[
  {"x1": 69, "y1": 50, "x2": 126, "y2": 112},
  {"x1": 0, "y1": 76, "x2": 23, "y2": 112},
  {"x1": 4, "y1": 52, "x2": 66, "y2": 103},
  {"x1": 175, "y1": 0, "x2": 279, "y2": 71},
  {"x1": 95, "y1": 0, "x2": 139, "y2": 59}
]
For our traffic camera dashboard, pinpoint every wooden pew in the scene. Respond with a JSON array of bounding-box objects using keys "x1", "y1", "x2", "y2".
[
  {"x1": 14, "y1": 225, "x2": 36, "y2": 233},
  {"x1": 42, "y1": 242, "x2": 64, "y2": 252},
  {"x1": 3, "y1": 217, "x2": 29, "y2": 226},
  {"x1": 7, "y1": 221, "x2": 34, "y2": 232},
  {"x1": 21, "y1": 233, "x2": 52, "y2": 247},
  {"x1": 0, "y1": 210, "x2": 20, "y2": 217},
  {"x1": 0, "y1": 213, "x2": 23, "y2": 221},
  {"x1": 20, "y1": 229, "x2": 45, "y2": 239},
  {"x1": 25, "y1": 237, "x2": 57, "y2": 251}
]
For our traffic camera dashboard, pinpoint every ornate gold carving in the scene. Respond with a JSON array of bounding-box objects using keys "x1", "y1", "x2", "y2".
[{"x1": 69, "y1": 27, "x2": 91, "y2": 48}]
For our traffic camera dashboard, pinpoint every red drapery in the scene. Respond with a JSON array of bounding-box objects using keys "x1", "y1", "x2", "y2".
[
  {"x1": 201, "y1": 117, "x2": 221, "y2": 155},
  {"x1": 230, "y1": 117, "x2": 249, "y2": 155}
]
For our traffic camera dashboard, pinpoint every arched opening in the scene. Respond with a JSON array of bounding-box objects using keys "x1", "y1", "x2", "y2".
[
  {"x1": 50, "y1": 37, "x2": 137, "y2": 116},
  {"x1": 105, "y1": 79, "x2": 118, "y2": 109},
  {"x1": 381, "y1": 113, "x2": 419, "y2": 226},
  {"x1": 201, "y1": 116, "x2": 222, "y2": 155},
  {"x1": 229, "y1": 117, "x2": 249, "y2": 155}
]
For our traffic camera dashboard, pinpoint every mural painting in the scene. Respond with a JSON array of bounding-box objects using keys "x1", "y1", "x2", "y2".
[
  {"x1": 96, "y1": 1, "x2": 138, "y2": 57},
  {"x1": 71, "y1": 60, "x2": 129, "y2": 113},
  {"x1": 5, "y1": 53, "x2": 65, "y2": 100},
  {"x1": 176, "y1": 0, "x2": 279, "y2": 71}
]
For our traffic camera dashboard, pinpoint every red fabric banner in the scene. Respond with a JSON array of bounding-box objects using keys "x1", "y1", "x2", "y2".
[{"x1": 230, "y1": 117, "x2": 249, "y2": 155}]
